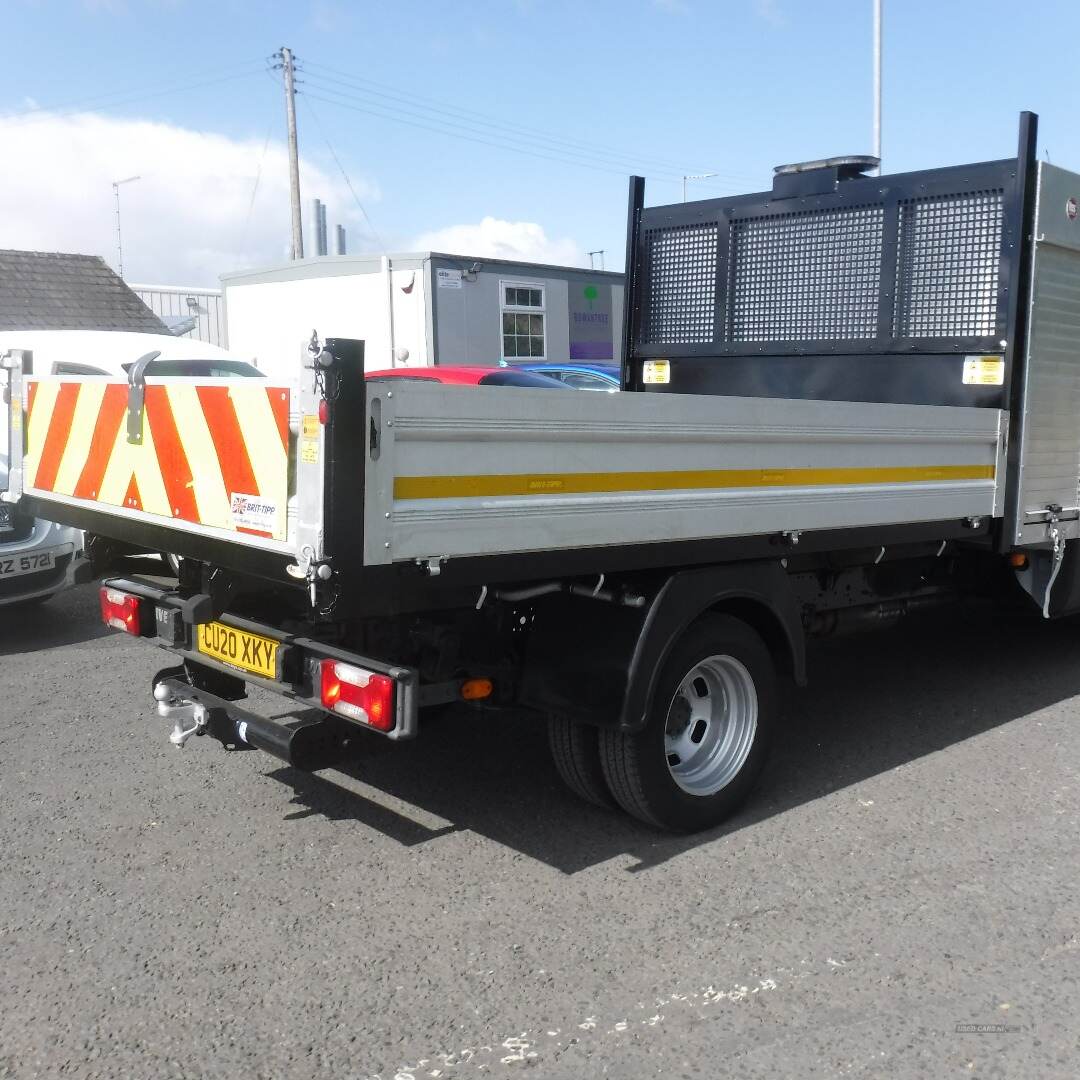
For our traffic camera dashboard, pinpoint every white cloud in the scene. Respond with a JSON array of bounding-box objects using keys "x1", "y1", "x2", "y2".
[
  {"x1": 414, "y1": 217, "x2": 585, "y2": 267},
  {"x1": 0, "y1": 110, "x2": 379, "y2": 286}
]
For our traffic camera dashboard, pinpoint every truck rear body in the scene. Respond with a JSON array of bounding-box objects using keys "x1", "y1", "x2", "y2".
[{"x1": 9, "y1": 111, "x2": 1080, "y2": 830}]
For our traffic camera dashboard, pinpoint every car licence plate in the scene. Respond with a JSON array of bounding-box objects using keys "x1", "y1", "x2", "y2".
[
  {"x1": 0, "y1": 549, "x2": 55, "y2": 578},
  {"x1": 196, "y1": 621, "x2": 279, "y2": 679}
]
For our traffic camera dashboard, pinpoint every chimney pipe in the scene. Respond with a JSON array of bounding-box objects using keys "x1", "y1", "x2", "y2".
[{"x1": 310, "y1": 198, "x2": 328, "y2": 256}]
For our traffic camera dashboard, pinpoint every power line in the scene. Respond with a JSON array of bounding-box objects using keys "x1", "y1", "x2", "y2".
[
  {"x1": 301, "y1": 74, "x2": 681, "y2": 180},
  {"x1": 300, "y1": 95, "x2": 384, "y2": 250},
  {"x1": 302, "y1": 59, "x2": 758, "y2": 185},
  {"x1": 303, "y1": 86, "x2": 689, "y2": 182},
  {"x1": 240, "y1": 124, "x2": 273, "y2": 252},
  {"x1": 300, "y1": 61, "x2": 747, "y2": 182}
]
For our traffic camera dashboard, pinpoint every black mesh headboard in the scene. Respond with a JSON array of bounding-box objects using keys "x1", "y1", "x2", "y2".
[
  {"x1": 636, "y1": 161, "x2": 1017, "y2": 355},
  {"x1": 625, "y1": 151, "x2": 1027, "y2": 407}
]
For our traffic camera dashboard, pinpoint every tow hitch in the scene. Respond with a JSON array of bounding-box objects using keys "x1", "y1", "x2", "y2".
[
  {"x1": 151, "y1": 675, "x2": 362, "y2": 771},
  {"x1": 154, "y1": 682, "x2": 211, "y2": 748}
]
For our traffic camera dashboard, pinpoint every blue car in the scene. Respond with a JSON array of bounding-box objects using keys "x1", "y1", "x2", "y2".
[{"x1": 510, "y1": 361, "x2": 620, "y2": 392}]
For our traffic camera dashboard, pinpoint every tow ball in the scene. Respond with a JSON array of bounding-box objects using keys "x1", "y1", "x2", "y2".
[{"x1": 154, "y1": 682, "x2": 210, "y2": 749}]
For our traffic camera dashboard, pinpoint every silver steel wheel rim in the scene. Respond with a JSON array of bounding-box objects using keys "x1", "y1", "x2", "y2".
[{"x1": 664, "y1": 654, "x2": 758, "y2": 797}]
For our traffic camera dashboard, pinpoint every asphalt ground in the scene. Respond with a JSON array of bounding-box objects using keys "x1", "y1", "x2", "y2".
[{"x1": 1, "y1": 576, "x2": 1078, "y2": 1079}]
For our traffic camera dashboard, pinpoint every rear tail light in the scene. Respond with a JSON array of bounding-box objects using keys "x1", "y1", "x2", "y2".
[
  {"x1": 320, "y1": 659, "x2": 395, "y2": 731},
  {"x1": 99, "y1": 587, "x2": 143, "y2": 635}
]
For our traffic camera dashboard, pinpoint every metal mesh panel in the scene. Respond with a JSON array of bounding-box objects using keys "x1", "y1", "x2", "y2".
[
  {"x1": 894, "y1": 190, "x2": 1004, "y2": 338},
  {"x1": 641, "y1": 222, "x2": 719, "y2": 343},
  {"x1": 726, "y1": 205, "x2": 884, "y2": 342}
]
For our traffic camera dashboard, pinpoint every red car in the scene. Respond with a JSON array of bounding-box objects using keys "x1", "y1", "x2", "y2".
[{"x1": 365, "y1": 365, "x2": 569, "y2": 389}]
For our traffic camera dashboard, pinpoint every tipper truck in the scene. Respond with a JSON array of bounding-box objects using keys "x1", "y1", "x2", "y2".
[{"x1": 5, "y1": 112, "x2": 1079, "y2": 832}]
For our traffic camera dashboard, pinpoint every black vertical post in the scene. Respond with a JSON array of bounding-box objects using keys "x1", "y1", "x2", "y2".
[
  {"x1": 621, "y1": 176, "x2": 645, "y2": 391},
  {"x1": 323, "y1": 337, "x2": 366, "y2": 575},
  {"x1": 1000, "y1": 110, "x2": 1039, "y2": 552}
]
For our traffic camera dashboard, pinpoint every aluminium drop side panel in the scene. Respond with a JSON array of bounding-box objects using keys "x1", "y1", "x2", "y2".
[
  {"x1": 363, "y1": 383, "x2": 1005, "y2": 566},
  {"x1": 1010, "y1": 163, "x2": 1080, "y2": 546}
]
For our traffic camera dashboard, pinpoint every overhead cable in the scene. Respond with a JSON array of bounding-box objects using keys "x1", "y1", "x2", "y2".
[
  {"x1": 301, "y1": 59, "x2": 755, "y2": 185},
  {"x1": 303, "y1": 87, "x2": 690, "y2": 181},
  {"x1": 300, "y1": 95, "x2": 385, "y2": 249}
]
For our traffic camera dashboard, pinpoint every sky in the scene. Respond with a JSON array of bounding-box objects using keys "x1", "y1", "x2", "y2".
[{"x1": 2, "y1": 0, "x2": 1078, "y2": 286}]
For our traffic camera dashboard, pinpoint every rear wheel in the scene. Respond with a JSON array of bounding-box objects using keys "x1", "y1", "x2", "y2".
[
  {"x1": 548, "y1": 715, "x2": 615, "y2": 809},
  {"x1": 600, "y1": 615, "x2": 776, "y2": 832}
]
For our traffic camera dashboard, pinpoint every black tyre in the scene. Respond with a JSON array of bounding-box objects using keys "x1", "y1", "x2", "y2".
[
  {"x1": 600, "y1": 614, "x2": 776, "y2": 832},
  {"x1": 548, "y1": 714, "x2": 616, "y2": 809}
]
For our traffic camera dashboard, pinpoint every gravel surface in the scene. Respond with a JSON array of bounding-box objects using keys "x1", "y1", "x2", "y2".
[{"x1": 1, "y1": 581, "x2": 1078, "y2": 1078}]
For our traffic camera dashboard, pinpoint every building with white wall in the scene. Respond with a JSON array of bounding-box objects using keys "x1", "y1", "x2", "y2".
[{"x1": 220, "y1": 253, "x2": 624, "y2": 381}]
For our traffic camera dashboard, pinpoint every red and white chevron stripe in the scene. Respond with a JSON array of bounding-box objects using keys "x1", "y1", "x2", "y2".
[{"x1": 24, "y1": 379, "x2": 291, "y2": 543}]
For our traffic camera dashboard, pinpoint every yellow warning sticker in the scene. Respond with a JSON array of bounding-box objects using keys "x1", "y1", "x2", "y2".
[
  {"x1": 962, "y1": 355, "x2": 1005, "y2": 386},
  {"x1": 300, "y1": 438, "x2": 319, "y2": 465},
  {"x1": 301, "y1": 414, "x2": 320, "y2": 438},
  {"x1": 642, "y1": 359, "x2": 670, "y2": 385}
]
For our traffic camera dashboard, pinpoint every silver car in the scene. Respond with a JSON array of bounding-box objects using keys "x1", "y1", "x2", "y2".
[
  {"x1": 0, "y1": 500, "x2": 86, "y2": 608},
  {"x1": 1, "y1": 357, "x2": 88, "y2": 608}
]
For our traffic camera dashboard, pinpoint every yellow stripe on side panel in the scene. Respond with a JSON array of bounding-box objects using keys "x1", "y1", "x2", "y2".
[
  {"x1": 394, "y1": 464, "x2": 997, "y2": 501},
  {"x1": 52, "y1": 382, "x2": 107, "y2": 496},
  {"x1": 23, "y1": 379, "x2": 60, "y2": 489},
  {"x1": 164, "y1": 383, "x2": 231, "y2": 529}
]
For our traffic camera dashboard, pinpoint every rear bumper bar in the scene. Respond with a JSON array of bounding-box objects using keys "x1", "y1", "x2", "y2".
[
  {"x1": 105, "y1": 575, "x2": 420, "y2": 743},
  {"x1": 153, "y1": 675, "x2": 366, "y2": 770}
]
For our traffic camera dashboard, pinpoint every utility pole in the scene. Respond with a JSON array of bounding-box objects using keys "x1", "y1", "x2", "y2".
[
  {"x1": 872, "y1": 0, "x2": 882, "y2": 171},
  {"x1": 112, "y1": 175, "x2": 141, "y2": 279},
  {"x1": 281, "y1": 46, "x2": 304, "y2": 259}
]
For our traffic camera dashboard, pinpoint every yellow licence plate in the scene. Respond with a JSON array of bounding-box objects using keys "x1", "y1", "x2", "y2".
[{"x1": 196, "y1": 622, "x2": 279, "y2": 679}]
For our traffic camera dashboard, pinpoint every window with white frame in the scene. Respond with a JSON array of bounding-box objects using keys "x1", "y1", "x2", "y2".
[{"x1": 500, "y1": 282, "x2": 546, "y2": 359}]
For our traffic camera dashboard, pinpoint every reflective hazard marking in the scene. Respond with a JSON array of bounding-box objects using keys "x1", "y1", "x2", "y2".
[
  {"x1": 394, "y1": 464, "x2": 997, "y2": 501},
  {"x1": 24, "y1": 379, "x2": 291, "y2": 541}
]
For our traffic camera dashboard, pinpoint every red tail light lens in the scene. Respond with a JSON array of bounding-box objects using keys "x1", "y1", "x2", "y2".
[
  {"x1": 320, "y1": 660, "x2": 395, "y2": 731},
  {"x1": 99, "y1": 587, "x2": 142, "y2": 635}
]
